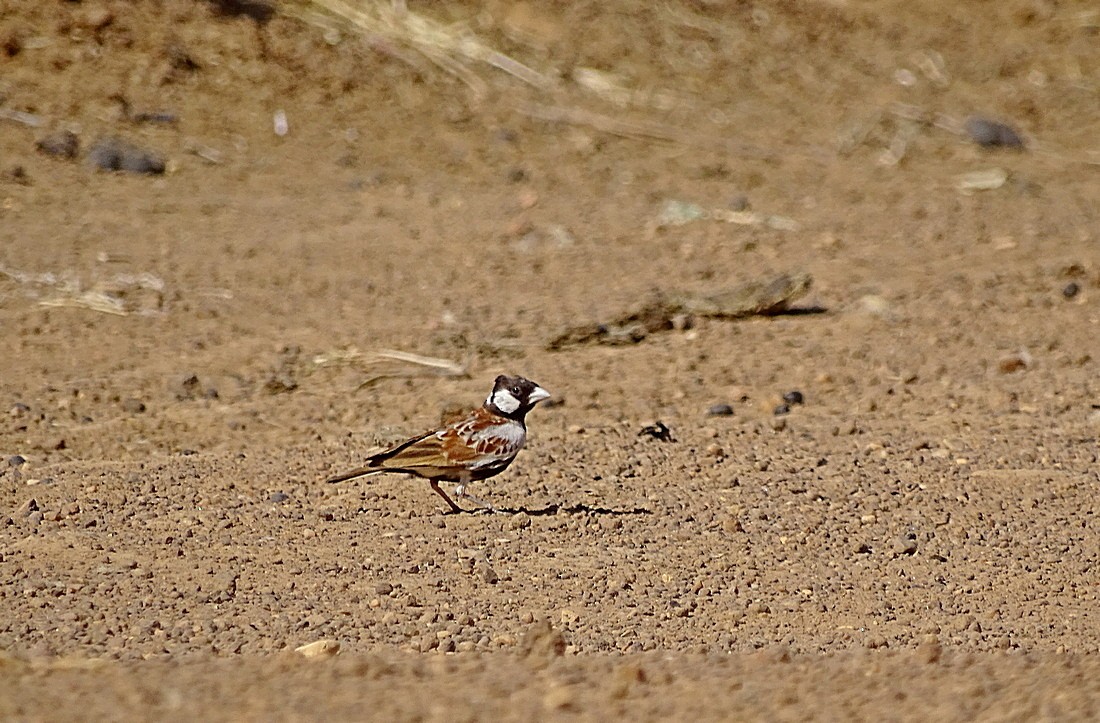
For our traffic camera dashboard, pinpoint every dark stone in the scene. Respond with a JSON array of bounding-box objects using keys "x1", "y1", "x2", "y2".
[
  {"x1": 36, "y1": 130, "x2": 79, "y2": 159},
  {"x1": 964, "y1": 117, "x2": 1024, "y2": 149},
  {"x1": 88, "y1": 137, "x2": 166, "y2": 174},
  {"x1": 782, "y1": 390, "x2": 804, "y2": 405}
]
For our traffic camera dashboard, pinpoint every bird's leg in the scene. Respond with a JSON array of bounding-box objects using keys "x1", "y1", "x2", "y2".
[
  {"x1": 454, "y1": 478, "x2": 499, "y2": 514},
  {"x1": 430, "y1": 480, "x2": 463, "y2": 514}
]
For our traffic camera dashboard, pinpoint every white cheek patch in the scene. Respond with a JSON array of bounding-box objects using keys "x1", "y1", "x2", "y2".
[{"x1": 490, "y1": 388, "x2": 521, "y2": 414}]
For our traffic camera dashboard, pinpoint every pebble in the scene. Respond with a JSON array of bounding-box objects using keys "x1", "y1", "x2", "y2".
[
  {"x1": 520, "y1": 620, "x2": 566, "y2": 661},
  {"x1": 375, "y1": 582, "x2": 394, "y2": 596},
  {"x1": 1062, "y1": 282, "x2": 1080, "y2": 299},
  {"x1": 856, "y1": 294, "x2": 896, "y2": 320},
  {"x1": 892, "y1": 536, "x2": 918, "y2": 556},
  {"x1": 16, "y1": 498, "x2": 39, "y2": 517},
  {"x1": 964, "y1": 117, "x2": 1024, "y2": 149},
  {"x1": 706, "y1": 403, "x2": 734, "y2": 416},
  {"x1": 77, "y1": 5, "x2": 115, "y2": 30},
  {"x1": 509, "y1": 511, "x2": 532, "y2": 530},
  {"x1": 864, "y1": 635, "x2": 889, "y2": 650},
  {"x1": 542, "y1": 684, "x2": 577, "y2": 711},
  {"x1": 295, "y1": 639, "x2": 340, "y2": 658},
  {"x1": 722, "y1": 517, "x2": 744, "y2": 533},
  {"x1": 479, "y1": 564, "x2": 500, "y2": 585},
  {"x1": 88, "y1": 137, "x2": 166, "y2": 174},
  {"x1": 916, "y1": 635, "x2": 943, "y2": 663},
  {"x1": 174, "y1": 374, "x2": 203, "y2": 400},
  {"x1": 773, "y1": 403, "x2": 791, "y2": 416},
  {"x1": 782, "y1": 390, "x2": 804, "y2": 405},
  {"x1": 956, "y1": 168, "x2": 1007, "y2": 193},
  {"x1": 120, "y1": 398, "x2": 146, "y2": 414},
  {"x1": 268, "y1": 492, "x2": 289, "y2": 503},
  {"x1": 8, "y1": 455, "x2": 26, "y2": 467},
  {"x1": 998, "y1": 351, "x2": 1031, "y2": 374},
  {"x1": 36, "y1": 130, "x2": 80, "y2": 159}
]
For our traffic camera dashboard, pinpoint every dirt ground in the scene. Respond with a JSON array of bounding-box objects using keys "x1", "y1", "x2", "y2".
[{"x1": 1, "y1": 0, "x2": 1098, "y2": 719}]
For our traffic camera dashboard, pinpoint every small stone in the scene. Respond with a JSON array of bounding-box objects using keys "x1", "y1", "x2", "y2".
[
  {"x1": 78, "y1": 5, "x2": 115, "y2": 30},
  {"x1": 769, "y1": 416, "x2": 788, "y2": 431},
  {"x1": 509, "y1": 511, "x2": 531, "y2": 530},
  {"x1": 865, "y1": 635, "x2": 888, "y2": 650},
  {"x1": 16, "y1": 498, "x2": 39, "y2": 517},
  {"x1": 295, "y1": 639, "x2": 340, "y2": 658},
  {"x1": 1062, "y1": 282, "x2": 1080, "y2": 299},
  {"x1": 892, "y1": 536, "x2": 918, "y2": 556},
  {"x1": 856, "y1": 294, "x2": 895, "y2": 320},
  {"x1": 479, "y1": 564, "x2": 499, "y2": 585},
  {"x1": 120, "y1": 398, "x2": 146, "y2": 414},
  {"x1": 375, "y1": 582, "x2": 394, "y2": 596},
  {"x1": 520, "y1": 619, "x2": 566, "y2": 662},
  {"x1": 728, "y1": 194, "x2": 750, "y2": 212},
  {"x1": 956, "y1": 168, "x2": 1008, "y2": 193},
  {"x1": 9, "y1": 402, "x2": 30, "y2": 417},
  {"x1": 670, "y1": 313, "x2": 693, "y2": 331},
  {"x1": 773, "y1": 403, "x2": 790, "y2": 416},
  {"x1": 263, "y1": 373, "x2": 298, "y2": 395},
  {"x1": 706, "y1": 403, "x2": 734, "y2": 417},
  {"x1": 88, "y1": 137, "x2": 166, "y2": 174},
  {"x1": 964, "y1": 117, "x2": 1024, "y2": 149},
  {"x1": 998, "y1": 350, "x2": 1032, "y2": 374},
  {"x1": 268, "y1": 492, "x2": 289, "y2": 503},
  {"x1": 782, "y1": 390, "x2": 804, "y2": 405},
  {"x1": 175, "y1": 374, "x2": 202, "y2": 400},
  {"x1": 917, "y1": 635, "x2": 942, "y2": 663},
  {"x1": 543, "y1": 684, "x2": 577, "y2": 711},
  {"x1": 8, "y1": 455, "x2": 26, "y2": 468},
  {"x1": 36, "y1": 131, "x2": 79, "y2": 160}
]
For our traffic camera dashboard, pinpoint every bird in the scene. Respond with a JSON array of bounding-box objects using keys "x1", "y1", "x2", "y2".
[{"x1": 325, "y1": 375, "x2": 551, "y2": 513}]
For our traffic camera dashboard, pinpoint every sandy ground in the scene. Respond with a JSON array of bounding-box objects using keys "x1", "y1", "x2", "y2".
[{"x1": 1, "y1": 0, "x2": 1099, "y2": 719}]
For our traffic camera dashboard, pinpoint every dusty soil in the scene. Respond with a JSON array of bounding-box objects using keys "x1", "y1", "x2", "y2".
[{"x1": 2, "y1": 0, "x2": 1099, "y2": 719}]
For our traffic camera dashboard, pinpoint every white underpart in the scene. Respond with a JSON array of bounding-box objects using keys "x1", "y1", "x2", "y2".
[{"x1": 489, "y1": 388, "x2": 521, "y2": 414}]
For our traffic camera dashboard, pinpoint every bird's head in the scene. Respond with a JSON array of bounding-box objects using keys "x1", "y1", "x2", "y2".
[{"x1": 486, "y1": 374, "x2": 551, "y2": 420}]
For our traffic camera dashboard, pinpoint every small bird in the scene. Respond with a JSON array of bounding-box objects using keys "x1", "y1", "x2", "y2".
[{"x1": 325, "y1": 375, "x2": 551, "y2": 513}]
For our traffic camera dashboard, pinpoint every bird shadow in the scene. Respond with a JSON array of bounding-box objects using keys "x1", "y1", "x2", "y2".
[
  {"x1": 768, "y1": 304, "x2": 828, "y2": 317},
  {"x1": 490, "y1": 503, "x2": 652, "y2": 517}
]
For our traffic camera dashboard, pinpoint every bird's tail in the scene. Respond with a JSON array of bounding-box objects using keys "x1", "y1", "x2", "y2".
[{"x1": 325, "y1": 466, "x2": 386, "y2": 484}]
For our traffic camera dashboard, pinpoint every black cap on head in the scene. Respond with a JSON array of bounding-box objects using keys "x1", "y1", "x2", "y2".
[{"x1": 486, "y1": 375, "x2": 551, "y2": 419}]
